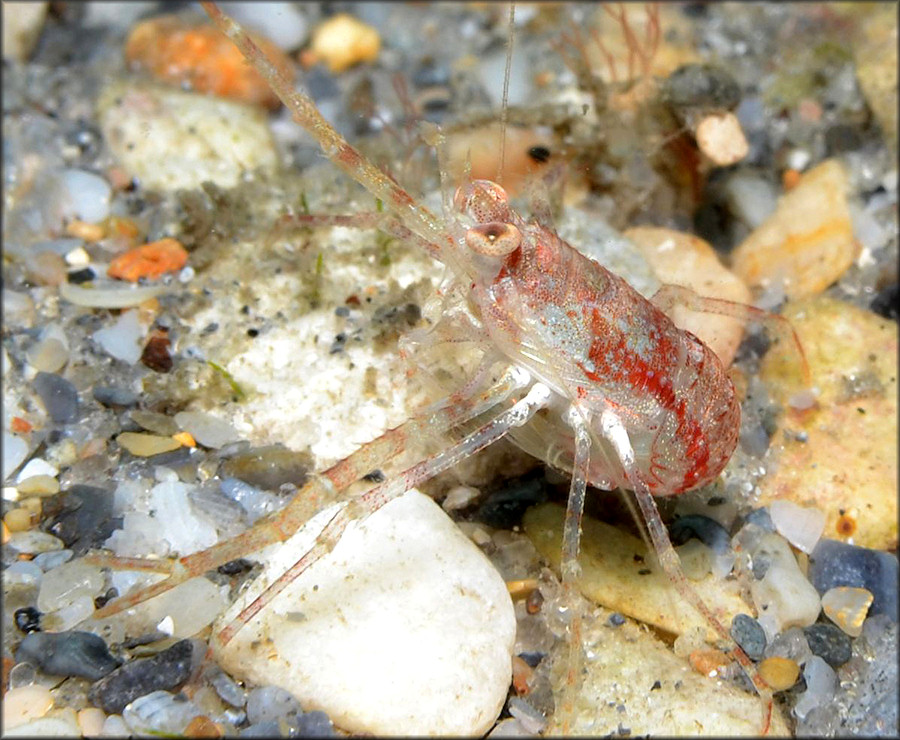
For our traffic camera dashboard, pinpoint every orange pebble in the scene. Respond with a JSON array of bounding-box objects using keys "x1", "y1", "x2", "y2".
[
  {"x1": 782, "y1": 168, "x2": 802, "y2": 191},
  {"x1": 10, "y1": 417, "x2": 32, "y2": 433},
  {"x1": 511, "y1": 655, "x2": 534, "y2": 696},
  {"x1": 173, "y1": 431, "x2": 196, "y2": 448},
  {"x1": 124, "y1": 15, "x2": 293, "y2": 110},
  {"x1": 107, "y1": 238, "x2": 188, "y2": 282},
  {"x1": 184, "y1": 715, "x2": 223, "y2": 738},
  {"x1": 1, "y1": 520, "x2": 9, "y2": 546},
  {"x1": 688, "y1": 648, "x2": 732, "y2": 678}
]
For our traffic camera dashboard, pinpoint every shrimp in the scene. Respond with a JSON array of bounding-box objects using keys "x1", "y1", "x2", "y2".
[{"x1": 84, "y1": 2, "x2": 808, "y2": 734}]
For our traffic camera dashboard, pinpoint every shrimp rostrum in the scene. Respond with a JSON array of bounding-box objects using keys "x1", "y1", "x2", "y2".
[{"x1": 84, "y1": 2, "x2": 807, "y2": 734}]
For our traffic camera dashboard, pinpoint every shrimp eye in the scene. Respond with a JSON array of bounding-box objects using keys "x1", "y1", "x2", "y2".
[{"x1": 464, "y1": 222, "x2": 522, "y2": 256}]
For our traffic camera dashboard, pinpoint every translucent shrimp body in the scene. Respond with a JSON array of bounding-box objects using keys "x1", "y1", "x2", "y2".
[{"x1": 455, "y1": 180, "x2": 740, "y2": 496}]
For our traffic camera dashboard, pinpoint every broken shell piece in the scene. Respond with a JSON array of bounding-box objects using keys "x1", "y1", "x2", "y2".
[
  {"x1": 821, "y1": 586, "x2": 873, "y2": 637},
  {"x1": 694, "y1": 111, "x2": 749, "y2": 166}
]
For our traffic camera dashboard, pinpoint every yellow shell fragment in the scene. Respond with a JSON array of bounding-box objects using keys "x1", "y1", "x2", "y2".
[
  {"x1": 309, "y1": 14, "x2": 380, "y2": 74},
  {"x1": 758, "y1": 656, "x2": 801, "y2": 691},
  {"x1": 821, "y1": 586, "x2": 873, "y2": 637}
]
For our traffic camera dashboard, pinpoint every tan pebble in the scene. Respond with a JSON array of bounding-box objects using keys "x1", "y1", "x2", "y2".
[
  {"x1": 511, "y1": 655, "x2": 534, "y2": 696},
  {"x1": 65, "y1": 219, "x2": 105, "y2": 242},
  {"x1": 688, "y1": 648, "x2": 732, "y2": 678},
  {"x1": 1, "y1": 684, "x2": 54, "y2": 729},
  {"x1": 758, "y1": 656, "x2": 801, "y2": 691},
  {"x1": 78, "y1": 707, "x2": 106, "y2": 736},
  {"x1": 24, "y1": 251, "x2": 67, "y2": 286},
  {"x1": 16, "y1": 475, "x2": 59, "y2": 496},
  {"x1": 18, "y1": 497, "x2": 42, "y2": 516},
  {"x1": 822, "y1": 586, "x2": 873, "y2": 637},
  {"x1": 731, "y1": 160, "x2": 858, "y2": 299},
  {"x1": 1, "y1": 520, "x2": 9, "y2": 545},
  {"x1": 309, "y1": 14, "x2": 380, "y2": 73},
  {"x1": 506, "y1": 578, "x2": 539, "y2": 600},
  {"x1": 184, "y1": 714, "x2": 223, "y2": 738},
  {"x1": 116, "y1": 432, "x2": 182, "y2": 457},
  {"x1": 694, "y1": 111, "x2": 749, "y2": 166},
  {"x1": 4, "y1": 507, "x2": 34, "y2": 533},
  {"x1": 79, "y1": 438, "x2": 107, "y2": 459}
]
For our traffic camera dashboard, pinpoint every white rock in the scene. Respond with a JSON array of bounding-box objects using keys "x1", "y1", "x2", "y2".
[
  {"x1": 1, "y1": 685, "x2": 54, "y2": 730},
  {"x1": 768, "y1": 499, "x2": 826, "y2": 554},
  {"x1": 16, "y1": 458, "x2": 58, "y2": 483},
  {"x1": 749, "y1": 533, "x2": 821, "y2": 641},
  {"x1": 58, "y1": 169, "x2": 112, "y2": 224},
  {"x1": 97, "y1": 79, "x2": 278, "y2": 192},
  {"x1": 214, "y1": 489, "x2": 516, "y2": 736},
  {"x1": 219, "y1": 2, "x2": 310, "y2": 51},
  {"x1": 3, "y1": 431, "x2": 29, "y2": 481},
  {"x1": 37, "y1": 560, "x2": 105, "y2": 612},
  {"x1": 93, "y1": 309, "x2": 145, "y2": 365},
  {"x1": 793, "y1": 655, "x2": 836, "y2": 721},
  {"x1": 724, "y1": 171, "x2": 778, "y2": 229}
]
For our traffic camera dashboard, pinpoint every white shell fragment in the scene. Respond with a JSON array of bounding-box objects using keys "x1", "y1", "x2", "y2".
[
  {"x1": 821, "y1": 586, "x2": 874, "y2": 637},
  {"x1": 768, "y1": 499, "x2": 827, "y2": 554},
  {"x1": 214, "y1": 489, "x2": 516, "y2": 736}
]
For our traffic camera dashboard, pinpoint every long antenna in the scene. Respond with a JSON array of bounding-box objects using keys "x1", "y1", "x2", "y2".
[{"x1": 496, "y1": 2, "x2": 516, "y2": 184}]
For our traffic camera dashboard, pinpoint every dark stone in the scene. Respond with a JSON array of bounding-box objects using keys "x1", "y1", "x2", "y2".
[
  {"x1": 517, "y1": 651, "x2": 545, "y2": 667},
  {"x1": 730, "y1": 613, "x2": 767, "y2": 661},
  {"x1": 606, "y1": 612, "x2": 626, "y2": 628},
  {"x1": 16, "y1": 630, "x2": 120, "y2": 680},
  {"x1": 92, "y1": 386, "x2": 139, "y2": 408},
  {"x1": 67, "y1": 267, "x2": 96, "y2": 284},
  {"x1": 743, "y1": 507, "x2": 776, "y2": 532},
  {"x1": 824, "y1": 123, "x2": 864, "y2": 155},
  {"x1": 141, "y1": 330, "x2": 173, "y2": 372},
  {"x1": 808, "y1": 538, "x2": 899, "y2": 622},
  {"x1": 804, "y1": 623, "x2": 853, "y2": 668},
  {"x1": 32, "y1": 371, "x2": 79, "y2": 423},
  {"x1": 662, "y1": 63, "x2": 742, "y2": 112},
  {"x1": 14, "y1": 606, "x2": 42, "y2": 633},
  {"x1": 41, "y1": 485, "x2": 116, "y2": 555},
  {"x1": 88, "y1": 639, "x2": 195, "y2": 714},
  {"x1": 870, "y1": 283, "x2": 899, "y2": 321},
  {"x1": 669, "y1": 514, "x2": 731, "y2": 554},
  {"x1": 475, "y1": 471, "x2": 549, "y2": 529},
  {"x1": 219, "y1": 444, "x2": 312, "y2": 491}
]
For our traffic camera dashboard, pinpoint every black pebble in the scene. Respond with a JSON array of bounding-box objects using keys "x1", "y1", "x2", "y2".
[
  {"x1": 14, "y1": 606, "x2": 42, "y2": 634},
  {"x1": 803, "y1": 623, "x2": 853, "y2": 668},
  {"x1": 730, "y1": 613, "x2": 767, "y2": 661},
  {"x1": 475, "y1": 471, "x2": 549, "y2": 529},
  {"x1": 88, "y1": 639, "x2": 195, "y2": 714},
  {"x1": 16, "y1": 630, "x2": 120, "y2": 680},
  {"x1": 669, "y1": 514, "x2": 731, "y2": 554},
  {"x1": 808, "y1": 538, "x2": 899, "y2": 622},
  {"x1": 42, "y1": 485, "x2": 117, "y2": 555},
  {"x1": 32, "y1": 371, "x2": 79, "y2": 423},
  {"x1": 67, "y1": 267, "x2": 96, "y2": 284},
  {"x1": 870, "y1": 283, "x2": 899, "y2": 321}
]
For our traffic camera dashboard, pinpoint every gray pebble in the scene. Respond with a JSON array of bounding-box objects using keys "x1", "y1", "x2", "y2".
[
  {"x1": 804, "y1": 623, "x2": 853, "y2": 668},
  {"x1": 808, "y1": 538, "x2": 898, "y2": 621},
  {"x1": 730, "y1": 613, "x2": 767, "y2": 661},
  {"x1": 88, "y1": 639, "x2": 195, "y2": 714},
  {"x1": 662, "y1": 63, "x2": 741, "y2": 112},
  {"x1": 240, "y1": 720, "x2": 285, "y2": 737},
  {"x1": 219, "y1": 444, "x2": 312, "y2": 491},
  {"x1": 33, "y1": 371, "x2": 79, "y2": 423},
  {"x1": 16, "y1": 630, "x2": 120, "y2": 680},
  {"x1": 33, "y1": 549, "x2": 74, "y2": 571},
  {"x1": 246, "y1": 685, "x2": 302, "y2": 724},
  {"x1": 295, "y1": 710, "x2": 335, "y2": 737},
  {"x1": 93, "y1": 385, "x2": 138, "y2": 408}
]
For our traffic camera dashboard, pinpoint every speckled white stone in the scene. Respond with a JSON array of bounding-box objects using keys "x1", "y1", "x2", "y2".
[{"x1": 213, "y1": 489, "x2": 516, "y2": 736}]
